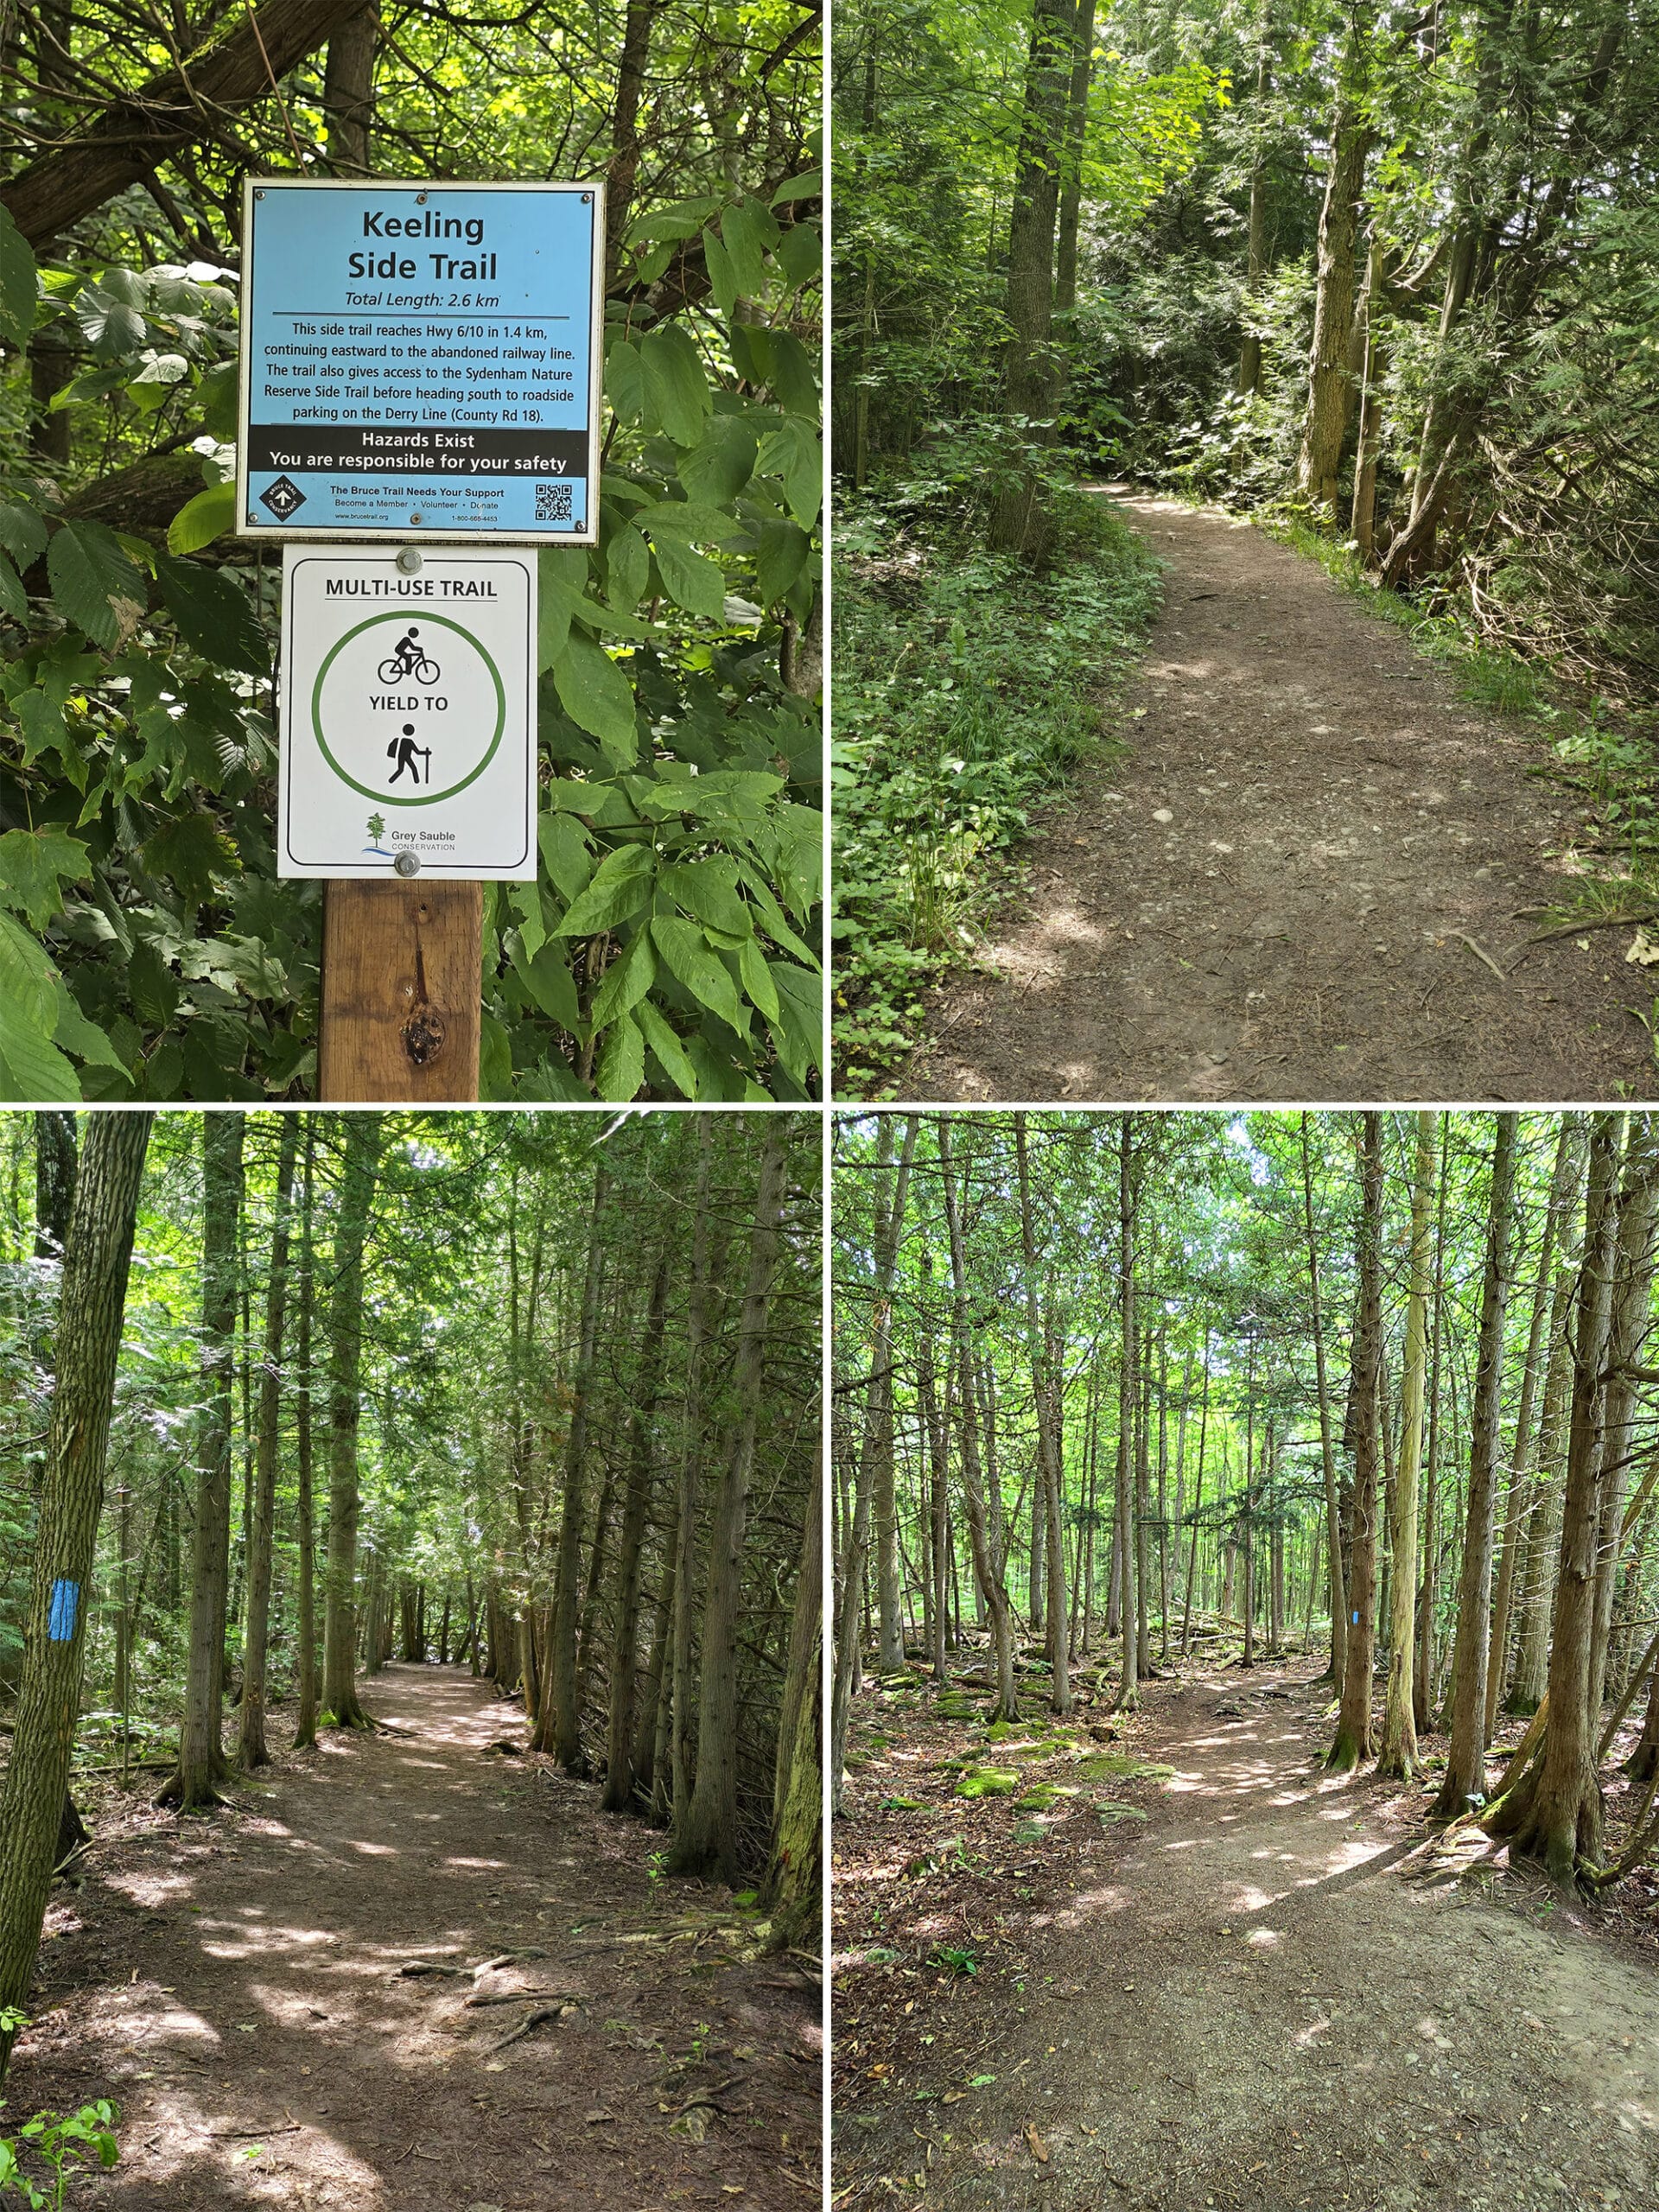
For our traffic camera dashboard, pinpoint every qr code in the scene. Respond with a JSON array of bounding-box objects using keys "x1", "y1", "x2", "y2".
[{"x1": 535, "y1": 480, "x2": 574, "y2": 522}]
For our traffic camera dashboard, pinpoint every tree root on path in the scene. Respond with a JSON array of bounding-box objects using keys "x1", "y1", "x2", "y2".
[{"x1": 486, "y1": 2003, "x2": 579, "y2": 2054}]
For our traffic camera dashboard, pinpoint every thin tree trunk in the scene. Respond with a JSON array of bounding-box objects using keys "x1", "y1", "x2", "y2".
[
  {"x1": 321, "y1": 1116, "x2": 385, "y2": 1732},
  {"x1": 239, "y1": 1118, "x2": 299, "y2": 1770},
  {"x1": 1329, "y1": 1112, "x2": 1382, "y2": 1770},
  {"x1": 1380, "y1": 1114, "x2": 1435, "y2": 1778}
]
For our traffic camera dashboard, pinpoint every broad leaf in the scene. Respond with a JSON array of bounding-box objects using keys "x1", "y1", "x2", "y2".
[{"x1": 46, "y1": 521, "x2": 145, "y2": 651}]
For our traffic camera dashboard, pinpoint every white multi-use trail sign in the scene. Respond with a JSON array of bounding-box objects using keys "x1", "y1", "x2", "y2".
[{"x1": 277, "y1": 544, "x2": 537, "y2": 880}]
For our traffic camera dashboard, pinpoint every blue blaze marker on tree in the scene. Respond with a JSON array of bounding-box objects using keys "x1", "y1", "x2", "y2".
[
  {"x1": 1351, "y1": 1610, "x2": 1361, "y2": 1627},
  {"x1": 48, "y1": 1580, "x2": 79, "y2": 1642}
]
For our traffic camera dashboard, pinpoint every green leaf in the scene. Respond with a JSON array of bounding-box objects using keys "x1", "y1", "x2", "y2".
[
  {"x1": 196, "y1": 359, "x2": 239, "y2": 440},
  {"x1": 649, "y1": 532, "x2": 726, "y2": 620},
  {"x1": 0, "y1": 204, "x2": 36, "y2": 353},
  {"x1": 755, "y1": 520, "x2": 810, "y2": 607},
  {"x1": 0, "y1": 914, "x2": 79, "y2": 1101},
  {"x1": 604, "y1": 524, "x2": 650, "y2": 612},
  {"x1": 769, "y1": 168, "x2": 822, "y2": 207},
  {"x1": 677, "y1": 416, "x2": 758, "y2": 507},
  {"x1": 127, "y1": 939, "x2": 180, "y2": 1029},
  {"x1": 51, "y1": 982, "x2": 127, "y2": 1071},
  {"x1": 651, "y1": 914, "x2": 746, "y2": 1031},
  {"x1": 639, "y1": 325, "x2": 712, "y2": 447},
  {"x1": 155, "y1": 552, "x2": 269, "y2": 676},
  {"x1": 765, "y1": 331, "x2": 820, "y2": 419},
  {"x1": 537, "y1": 810, "x2": 593, "y2": 903},
  {"x1": 479, "y1": 1009, "x2": 514, "y2": 1100},
  {"x1": 757, "y1": 419, "x2": 822, "y2": 528},
  {"x1": 0, "y1": 550, "x2": 26, "y2": 621},
  {"x1": 775, "y1": 223, "x2": 822, "y2": 293},
  {"x1": 140, "y1": 811, "x2": 236, "y2": 903},
  {"x1": 73, "y1": 283, "x2": 148, "y2": 355},
  {"x1": 590, "y1": 927, "x2": 657, "y2": 1029},
  {"x1": 514, "y1": 936, "x2": 582, "y2": 1031},
  {"x1": 0, "y1": 502, "x2": 46, "y2": 569},
  {"x1": 555, "y1": 843, "x2": 656, "y2": 937},
  {"x1": 769, "y1": 959, "x2": 821, "y2": 1082},
  {"x1": 553, "y1": 632, "x2": 638, "y2": 766},
  {"x1": 537, "y1": 546, "x2": 574, "y2": 668},
  {"x1": 46, "y1": 521, "x2": 146, "y2": 651},
  {"x1": 659, "y1": 856, "x2": 752, "y2": 937},
  {"x1": 595, "y1": 1012, "x2": 645, "y2": 1101},
  {"x1": 702, "y1": 227, "x2": 739, "y2": 321},
  {"x1": 0, "y1": 827, "x2": 91, "y2": 929},
  {"x1": 167, "y1": 480, "x2": 236, "y2": 556},
  {"x1": 721, "y1": 198, "x2": 780, "y2": 296},
  {"x1": 739, "y1": 935, "x2": 780, "y2": 1021},
  {"x1": 635, "y1": 1000, "x2": 700, "y2": 1098}
]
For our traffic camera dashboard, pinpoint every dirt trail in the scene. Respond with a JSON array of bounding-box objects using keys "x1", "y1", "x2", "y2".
[
  {"x1": 904, "y1": 493, "x2": 1656, "y2": 1103},
  {"x1": 10, "y1": 1664, "x2": 820, "y2": 2210},
  {"x1": 833, "y1": 1662, "x2": 1659, "y2": 2211}
]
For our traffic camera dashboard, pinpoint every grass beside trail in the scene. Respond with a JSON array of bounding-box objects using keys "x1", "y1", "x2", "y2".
[
  {"x1": 1264, "y1": 508, "x2": 1659, "y2": 930},
  {"x1": 831, "y1": 486, "x2": 1162, "y2": 1097}
]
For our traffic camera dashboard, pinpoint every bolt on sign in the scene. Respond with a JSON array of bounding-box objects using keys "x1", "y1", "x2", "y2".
[
  {"x1": 237, "y1": 179, "x2": 603, "y2": 542},
  {"x1": 277, "y1": 546, "x2": 536, "y2": 880}
]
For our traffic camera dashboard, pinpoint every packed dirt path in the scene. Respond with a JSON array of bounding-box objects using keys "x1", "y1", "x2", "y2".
[
  {"x1": 833, "y1": 1660, "x2": 1659, "y2": 2211},
  {"x1": 904, "y1": 492, "x2": 1656, "y2": 1103},
  {"x1": 9, "y1": 1663, "x2": 820, "y2": 2211}
]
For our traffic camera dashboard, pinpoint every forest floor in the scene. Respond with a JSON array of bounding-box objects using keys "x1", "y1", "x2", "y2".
[
  {"x1": 833, "y1": 1652, "x2": 1659, "y2": 2211},
  {"x1": 903, "y1": 491, "x2": 1657, "y2": 1103},
  {"x1": 6, "y1": 1663, "x2": 821, "y2": 2210}
]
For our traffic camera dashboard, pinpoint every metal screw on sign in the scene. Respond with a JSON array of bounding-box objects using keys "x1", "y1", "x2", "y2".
[
  {"x1": 255, "y1": 189, "x2": 265, "y2": 200},
  {"x1": 397, "y1": 549, "x2": 422, "y2": 574},
  {"x1": 394, "y1": 851, "x2": 421, "y2": 878},
  {"x1": 416, "y1": 191, "x2": 429, "y2": 205}
]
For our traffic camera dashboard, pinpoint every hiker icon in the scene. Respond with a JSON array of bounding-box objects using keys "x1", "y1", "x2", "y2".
[
  {"x1": 387, "y1": 721, "x2": 432, "y2": 787},
  {"x1": 378, "y1": 627, "x2": 441, "y2": 686}
]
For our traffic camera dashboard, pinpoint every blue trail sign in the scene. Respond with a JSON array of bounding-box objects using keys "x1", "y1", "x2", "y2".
[{"x1": 237, "y1": 179, "x2": 603, "y2": 543}]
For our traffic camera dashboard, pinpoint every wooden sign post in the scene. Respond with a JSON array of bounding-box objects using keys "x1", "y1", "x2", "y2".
[{"x1": 318, "y1": 880, "x2": 482, "y2": 1102}]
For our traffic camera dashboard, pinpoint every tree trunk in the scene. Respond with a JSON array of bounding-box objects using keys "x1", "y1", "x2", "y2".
[
  {"x1": 1495, "y1": 1117, "x2": 1625, "y2": 1882},
  {"x1": 766, "y1": 1448, "x2": 823, "y2": 1948},
  {"x1": 1380, "y1": 1113, "x2": 1435, "y2": 1777},
  {"x1": 539, "y1": 1162, "x2": 609, "y2": 1770},
  {"x1": 1053, "y1": 0, "x2": 1097, "y2": 315},
  {"x1": 321, "y1": 1116, "x2": 385, "y2": 1732},
  {"x1": 670, "y1": 1122, "x2": 714, "y2": 1819},
  {"x1": 670, "y1": 1122, "x2": 787, "y2": 1883},
  {"x1": 0, "y1": 1114, "x2": 150, "y2": 2078},
  {"x1": 1433, "y1": 1114, "x2": 1519, "y2": 1820},
  {"x1": 1116, "y1": 1118, "x2": 1139, "y2": 1710},
  {"x1": 988, "y1": 0, "x2": 1075, "y2": 559},
  {"x1": 601, "y1": 1255, "x2": 670, "y2": 1813},
  {"x1": 239, "y1": 1118, "x2": 299, "y2": 1770},
  {"x1": 322, "y1": 2, "x2": 377, "y2": 174},
  {"x1": 1328, "y1": 1112, "x2": 1382, "y2": 1770},
  {"x1": 162, "y1": 1116, "x2": 246, "y2": 1809},
  {"x1": 293, "y1": 1122, "x2": 320, "y2": 1750},
  {"x1": 1295, "y1": 7, "x2": 1375, "y2": 512},
  {"x1": 1300, "y1": 1115, "x2": 1346, "y2": 1687}
]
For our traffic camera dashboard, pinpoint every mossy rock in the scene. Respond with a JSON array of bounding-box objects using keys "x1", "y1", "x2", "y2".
[
  {"x1": 880, "y1": 1795, "x2": 926, "y2": 1812},
  {"x1": 1096, "y1": 1800, "x2": 1148, "y2": 1825},
  {"x1": 1014, "y1": 1783, "x2": 1080, "y2": 1811},
  {"x1": 955, "y1": 1766, "x2": 1020, "y2": 1799},
  {"x1": 935, "y1": 1695, "x2": 978, "y2": 1719},
  {"x1": 1072, "y1": 1751, "x2": 1174, "y2": 1783}
]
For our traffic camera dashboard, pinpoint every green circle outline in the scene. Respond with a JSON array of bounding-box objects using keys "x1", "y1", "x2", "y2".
[{"x1": 311, "y1": 609, "x2": 506, "y2": 806}]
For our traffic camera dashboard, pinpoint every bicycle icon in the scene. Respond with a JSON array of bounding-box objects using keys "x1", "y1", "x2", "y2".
[{"x1": 377, "y1": 626, "x2": 442, "y2": 686}]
